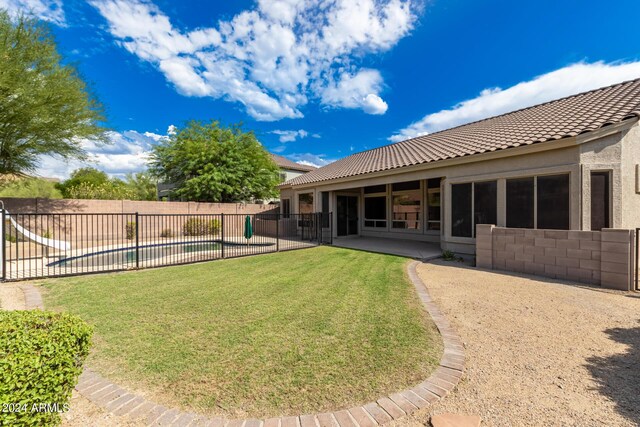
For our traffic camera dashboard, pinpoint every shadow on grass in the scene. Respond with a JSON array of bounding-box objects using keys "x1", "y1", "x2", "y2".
[{"x1": 585, "y1": 324, "x2": 640, "y2": 424}]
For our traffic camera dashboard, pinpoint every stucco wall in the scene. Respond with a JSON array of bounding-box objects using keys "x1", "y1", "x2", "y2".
[
  {"x1": 620, "y1": 123, "x2": 640, "y2": 228},
  {"x1": 476, "y1": 224, "x2": 635, "y2": 291}
]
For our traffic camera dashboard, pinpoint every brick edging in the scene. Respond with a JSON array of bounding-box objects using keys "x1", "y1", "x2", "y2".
[{"x1": 17, "y1": 261, "x2": 464, "y2": 426}]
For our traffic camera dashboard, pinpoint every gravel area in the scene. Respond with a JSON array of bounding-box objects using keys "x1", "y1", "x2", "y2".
[
  {"x1": 392, "y1": 260, "x2": 640, "y2": 427},
  {"x1": 0, "y1": 283, "x2": 25, "y2": 310}
]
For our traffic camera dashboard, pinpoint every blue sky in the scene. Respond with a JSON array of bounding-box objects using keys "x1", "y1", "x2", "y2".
[{"x1": 3, "y1": 0, "x2": 640, "y2": 178}]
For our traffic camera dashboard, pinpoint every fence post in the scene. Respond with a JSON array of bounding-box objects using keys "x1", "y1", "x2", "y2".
[
  {"x1": 1, "y1": 207, "x2": 5, "y2": 281},
  {"x1": 276, "y1": 213, "x2": 280, "y2": 252},
  {"x1": 221, "y1": 213, "x2": 225, "y2": 259},
  {"x1": 135, "y1": 212, "x2": 139, "y2": 269}
]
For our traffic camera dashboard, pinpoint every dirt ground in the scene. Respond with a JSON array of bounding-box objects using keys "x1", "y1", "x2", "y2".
[{"x1": 392, "y1": 260, "x2": 640, "y2": 427}]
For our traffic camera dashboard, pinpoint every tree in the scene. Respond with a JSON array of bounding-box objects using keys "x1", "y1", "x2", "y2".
[
  {"x1": 124, "y1": 172, "x2": 157, "y2": 201},
  {"x1": 0, "y1": 11, "x2": 106, "y2": 175},
  {"x1": 55, "y1": 167, "x2": 109, "y2": 198},
  {"x1": 149, "y1": 121, "x2": 280, "y2": 203},
  {"x1": 0, "y1": 175, "x2": 62, "y2": 198}
]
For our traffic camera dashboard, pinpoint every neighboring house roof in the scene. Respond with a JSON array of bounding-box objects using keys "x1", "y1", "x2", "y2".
[
  {"x1": 283, "y1": 78, "x2": 640, "y2": 187},
  {"x1": 271, "y1": 154, "x2": 317, "y2": 172}
]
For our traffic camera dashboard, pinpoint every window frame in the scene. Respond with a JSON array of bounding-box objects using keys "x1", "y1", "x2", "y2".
[
  {"x1": 505, "y1": 173, "x2": 571, "y2": 231},
  {"x1": 449, "y1": 179, "x2": 499, "y2": 239},
  {"x1": 390, "y1": 181, "x2": 423, "y2": 232},
  {"x1": 363, "y1": 188, "x2": 388, "y2": 229}
]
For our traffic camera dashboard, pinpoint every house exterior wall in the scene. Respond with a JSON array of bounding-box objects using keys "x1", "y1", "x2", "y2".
[{"x1": 280, "y1": 121, "x2": 640, "y2": 257}]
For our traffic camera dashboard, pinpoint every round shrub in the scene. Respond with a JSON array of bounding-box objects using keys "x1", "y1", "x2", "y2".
[{"x1": 0, "y1": 310, "x2": 92, "y2": 426}]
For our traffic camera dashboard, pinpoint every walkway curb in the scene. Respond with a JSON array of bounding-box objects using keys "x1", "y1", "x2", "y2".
[{"x1": 16, "y1": 261, "x2": 464, "y2": 426}]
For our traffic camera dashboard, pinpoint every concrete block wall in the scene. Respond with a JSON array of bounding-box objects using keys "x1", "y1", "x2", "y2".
[{"x1": 476, "y1": 224, "x2": 635, "y2": 291}]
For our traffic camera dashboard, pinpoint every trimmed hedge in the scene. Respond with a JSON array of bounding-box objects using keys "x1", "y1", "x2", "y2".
[{"x1": 0, "y1": 310, "x2": 92, "y2": 426}]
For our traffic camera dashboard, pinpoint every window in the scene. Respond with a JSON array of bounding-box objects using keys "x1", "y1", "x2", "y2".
[
  {"x1": 392, "y1": 180, "x2": 420, "y2": 191},
  {"x1": 451, "y1": 183, "x2": 472, "y2": 237},
  {"x1": 426, "y1": 178, "x2": 441, "y2": 230},
  {"x1": 451, "y1": 180, "x2": 497, "y2": 238},
  {"x1": 506, "y1": 174, "x2": 570, "y2": 230},
  {"x1": 506, "y1": 178, "x2": 534, "y2": 228},
  {"x1": 364, "y1": 196, "x2": 387, "y2": 228},
  {"x1": 298, "y1": 193, "x2": 314, "y2": 214},
  {"x1": 537, "y1": 174, "x2": 570, "y2": 230},
  {"x1": 591, "y1": 172, "x2": 610, "y2": 231},
  {"x1": 474, "y1": 181, "x2": 497, "y2": 228},
  {"x1": 279, "y1": 172, "x2": 287, "y2": 183},
  {"x1": 281, "y1": 199, "x2": 290, "y2": 218},
  {"x1": 392, "y1": 181, "x2": 421, "y2": 230},
  {"x1": 364, "y1": 184, "x2": 386, "y2": 194}
]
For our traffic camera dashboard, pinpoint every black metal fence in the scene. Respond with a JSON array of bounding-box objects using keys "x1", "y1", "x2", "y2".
[{"x1": 1, "y1": 211, "x2": 332, "y2": 281}]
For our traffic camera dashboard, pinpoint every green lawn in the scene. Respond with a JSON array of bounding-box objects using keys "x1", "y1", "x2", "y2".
[{"x1": 42, "y1": 246, "x2": 442, "y2": 417}]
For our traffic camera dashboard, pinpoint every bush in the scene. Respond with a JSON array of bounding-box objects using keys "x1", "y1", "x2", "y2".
[
  {"x1": 0, "y1": 310, "x2": 92, "y2": 426},
  {"x1": 442, "y1": 250, "x2": 460, "y2": 261},
  {"x1": 183, "y1": 218, "x2": 221, "y2": 236},
  {"x1": 125, "y1": 221, "x2": 136, "y2": 240},
  {"x1": 159, "y1": 228, "x2": 173, "y2": 238}
]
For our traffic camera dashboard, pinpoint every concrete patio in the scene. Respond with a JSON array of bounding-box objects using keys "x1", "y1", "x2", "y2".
[{"x1": 333, "y1": 236, "x2": 442, "y2": 260}]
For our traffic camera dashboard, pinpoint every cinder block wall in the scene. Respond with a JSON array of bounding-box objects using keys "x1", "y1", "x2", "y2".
[{"x1": 476, "y1": 225, "x2": 635, "y2": 291}]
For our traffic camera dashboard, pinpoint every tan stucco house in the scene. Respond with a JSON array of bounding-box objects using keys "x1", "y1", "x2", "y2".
[{"x1": 279, "y1": 79, "x2": 640, "y2": 254}]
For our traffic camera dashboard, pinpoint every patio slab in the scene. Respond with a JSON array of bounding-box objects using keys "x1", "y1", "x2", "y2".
[{"x1": 333, "y1": 237, "x2": 441, "y2": 260}]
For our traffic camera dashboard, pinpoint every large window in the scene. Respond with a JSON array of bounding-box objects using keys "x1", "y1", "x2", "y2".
[
  {"x1": 364, "y1": 185, "x2": 387, "y2": 228},
  {"x1": 298, "y1": 193, "x2": 314, "y2": 214},
  {"x1": 537, "y1": 174, "x2": 570, "y2": 229},
  {"x1": 474, "y1": 181, "x2": 497, "y2": 228},
  {"x1": 451, "y1": 180, "x2": 497, "y2": 238},
  {"x1": 281, "y1": 198, "x2": 290, "y2": 218},
  {"x1": 392, "y1": 181, "x2": 421, "y2": 230},
  {"x1": 591, "y1": 171, "x2": 610, "y2": 231},
  {"x1": 506, "y1": 177, "x2": 535, "y2": 228},
  {"x1": 451, "y1": 183, "x2": 472, "y2": 237},
  {"x1": 506, "y1": 174, "x2": 570, "y2": 230},
  {"x1": 426, "y1": 178, "x2": 441, "y2": 231}
]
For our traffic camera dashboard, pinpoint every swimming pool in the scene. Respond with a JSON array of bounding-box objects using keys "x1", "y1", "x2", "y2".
[{"x1": 47, "y1": 240, "x2": 275, "y2": 268}]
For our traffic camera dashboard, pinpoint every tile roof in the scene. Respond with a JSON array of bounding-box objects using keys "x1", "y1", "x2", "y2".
[
  {"x1": 283, "y1": 78, "x2": 640, "y2": 187},
  {"x1": 270, "y1": 154, "x2": 317, "y2": 172}
]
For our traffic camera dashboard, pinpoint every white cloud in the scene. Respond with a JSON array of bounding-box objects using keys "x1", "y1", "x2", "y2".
[
  {"x1": 36, "y1": 129, "x2": 166, "y2": 179},
  {"x1": 271, "y1": 129, "x2": 309, "y2": 143},
  {"x1": 287, "y1": 153, "x2": 334, "y2": 168},
  {"x1": 389, "y1": 61, "x2": 640, "y2": 142},
  {"x1": 90, "y1": 0, "x2": 417, "y2": 120},
  {"x1": 0, "y1": 0, "x2": 65, "y2": 25},
  {"x1": 321, "y1": 69, "x2": 388, "y2": 114}
]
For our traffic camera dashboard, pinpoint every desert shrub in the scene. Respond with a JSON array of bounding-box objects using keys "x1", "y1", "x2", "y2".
[
  {"x1": 125, "y1": 221, "x2": 136, "y2": 240},
  {"x1": 0, "y1": 310, "x2": 92, "y2": 426},
  {"x1": 442, "y1": 250, "x2": 459, "y2": 261},
  {"x1": 183, "y1": 218, "x2": 221, "y2": 236},
  {"x1": 159, "y1": 228, "x2": 173, "y2": 238}
]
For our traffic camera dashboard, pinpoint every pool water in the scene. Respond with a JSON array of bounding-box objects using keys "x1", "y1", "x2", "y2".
[{"x1": 47, "y1": 241, "x2": 262, "y2": 268}]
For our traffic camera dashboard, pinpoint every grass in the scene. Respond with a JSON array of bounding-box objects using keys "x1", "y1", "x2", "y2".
[{"x1": 42, "y1": 246, "x2": 442, "y2": 417}]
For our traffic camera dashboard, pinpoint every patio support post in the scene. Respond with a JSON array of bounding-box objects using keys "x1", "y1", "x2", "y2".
[
  {"x1": 221, "y1": 213, "x2": 225, "y2": 259},
  {"x1": 135, "y1": 212, "x2": 139, "y2": 269},
  {"x1": 330, "y1": 212, "x2": 333, "y2": 245},
  {"x1": 276, "y1": 213, "x2": 280, "y2": 252}
]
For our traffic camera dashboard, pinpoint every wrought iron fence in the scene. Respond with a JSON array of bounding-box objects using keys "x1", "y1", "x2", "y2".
[{"x1": 1, "y1": 211, "x2": 332, "y2": 281}]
